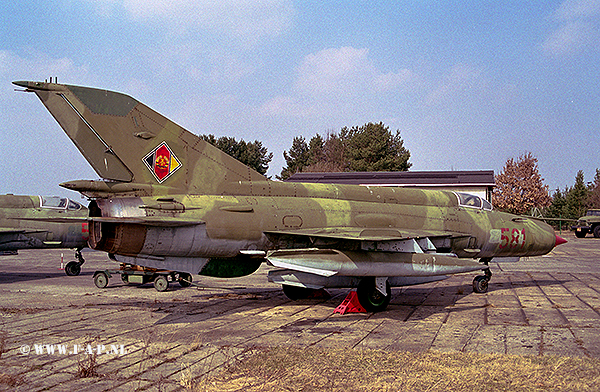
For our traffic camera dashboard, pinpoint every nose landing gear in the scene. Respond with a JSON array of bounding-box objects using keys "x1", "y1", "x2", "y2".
[{"x1": 473, "y1": 266, "x2": 492, "y2": 294}]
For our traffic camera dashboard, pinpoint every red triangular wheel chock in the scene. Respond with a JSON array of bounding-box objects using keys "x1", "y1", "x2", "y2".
[{"x1": 334, "y1": 290, "x2": 366, "y2": 315}]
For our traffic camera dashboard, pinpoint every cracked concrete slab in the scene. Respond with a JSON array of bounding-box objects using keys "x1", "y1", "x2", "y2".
[{"x1": 1, "y1": 232, "x2": 599, "y2": 391}]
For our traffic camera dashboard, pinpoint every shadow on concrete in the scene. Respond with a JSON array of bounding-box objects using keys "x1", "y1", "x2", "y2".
[{"x1": 0, "y1": 270, "x2": 95, "y2": 283}]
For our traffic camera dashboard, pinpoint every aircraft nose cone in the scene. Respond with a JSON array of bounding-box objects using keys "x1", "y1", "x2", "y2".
[{"x1": 555, "y1": 235, "x2": 567, "y2": 246}]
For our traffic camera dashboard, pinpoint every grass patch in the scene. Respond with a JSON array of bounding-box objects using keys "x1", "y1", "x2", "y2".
[
  {"x1": 77, "y1": 352, "x2": 100, "y2": 378},
  {"x1": 0, "y1": 330, "x2": 7, "y2": 358},
  {"x1": 198, "y1": 346, "x2": 600, "y2": 391}
]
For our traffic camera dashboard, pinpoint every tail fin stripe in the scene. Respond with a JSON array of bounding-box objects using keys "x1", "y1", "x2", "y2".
[{"x1": 60, "y1": 93, "x2": 110, "y2": 150}]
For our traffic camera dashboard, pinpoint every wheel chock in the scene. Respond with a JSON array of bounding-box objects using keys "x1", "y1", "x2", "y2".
[{"x1": 334, "y1": 291, "x2": 366, "y2": 315}]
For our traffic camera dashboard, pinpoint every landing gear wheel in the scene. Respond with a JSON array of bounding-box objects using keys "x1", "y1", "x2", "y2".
[
  {"x1": 473, "y1": 275, "x2": 489, "y2": 293},
  {"x1": 94, "y1": 272, "x2": 109, "y2": 288},
  {"x1": 594, "y1": 226, "x2": 600, "y2": 238},
  {"x1": 356, "y1": 277, "x2": 391, "y2": 312},
  {"x1": 575, "y1": 230, "x2": 587, "y2": 238},
  {"x1": 153, "y1": 275, "x2": 169, "y2": 292},
  {"x1": 178, "y1": 273, "x2": 193, "y2": 288},
  {"x1": 65, "y1": 261, "x2": 81, "y2": 276}
]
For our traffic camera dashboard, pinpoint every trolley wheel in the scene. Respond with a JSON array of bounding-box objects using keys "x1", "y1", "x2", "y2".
[
  {"x1": 93, "y1": 272, "x2": 109, "y2": 289},
  {"x1": 153, "y1": 275, "x2": 169, "y2": 292},
  {"x1": 178, "y1": 273, "x2": 193, "y2": 288}
]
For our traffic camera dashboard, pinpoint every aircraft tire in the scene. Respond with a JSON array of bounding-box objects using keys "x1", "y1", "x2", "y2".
[
  {"x1": 93, "y1": 272, "x2": 109, "y2": 289},
  {"x1": 575, "y1": 230, "x2": 587, "y2": 238},
  {"x1": 593, "y1": 226, "x2": 600, "y2": 238},
  {"x1": 472, "y1": 275, "x2": 489, "y2": 293},
  {"x1": 65, "y1": 261, "x2": 81, "y2": 276},
  {"x1": 357, "y1": 277, "x2": 391, "y2": 312},
  {"x1": 154, "y1": 275, "x2": 169, "y2": 292},
  {"x1": 178, "y1": 273, "x2": 193, "y2": 288}
]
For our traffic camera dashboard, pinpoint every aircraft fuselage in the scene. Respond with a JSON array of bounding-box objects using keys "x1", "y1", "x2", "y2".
[
  {"x1": 87, "y1": 182, "x2": 557, "y2": 263},
  {"x1": 0, "y1": 194, "x2": 88, "y2": 252}
]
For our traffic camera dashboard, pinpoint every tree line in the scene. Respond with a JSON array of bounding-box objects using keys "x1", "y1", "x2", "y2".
[
  {"x1": 492, "y1": 152, "x2": 600, "y2": 223},
  {"x1": 201, "y1": 122, "x2": 412, "y2": 179},
  {"x1": 202, "y1": 126, "x2": 599, "y2": 223},
  {"x1": 545, "y1": 169, "x2": 600, "y2": 221},
  {"x1": 278, "y1": 122, "x2": 411, "y2": 180}
]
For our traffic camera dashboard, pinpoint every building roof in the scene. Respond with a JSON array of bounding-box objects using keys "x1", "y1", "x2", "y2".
[{"x1": 285, "y1": 170, "x2": 495, "y2": 187}]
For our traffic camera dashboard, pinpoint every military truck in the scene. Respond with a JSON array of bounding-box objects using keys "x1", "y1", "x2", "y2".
[{"x1": 572, "y1": 209, "x2": 600, "y2": 238}]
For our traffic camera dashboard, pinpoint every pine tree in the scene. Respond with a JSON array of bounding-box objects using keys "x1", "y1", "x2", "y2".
[
  {"x1": 345, "y1": 122, "x2": 411, "y2": 172},
  {"x1": 565, "y1": 170, "x2": 588, "y2": 219},
  {"x1": 588, "y1": 169, "x2": 600, "y2": 209},
  {"x1": 278, "y1": 136, "x2": 310, "y2": 180},
  {"x1": 200, "y1": 134, "x2": 272, "y2": 175},
  {"x1": 279, "y1": 122, "x2": 411, "y2": 178},
  {"x1": 545, "y1": 188, "x2": 569, "y2": 228}
]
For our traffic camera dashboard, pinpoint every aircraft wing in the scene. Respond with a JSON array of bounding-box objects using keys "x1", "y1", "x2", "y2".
[
  {"x1": 264, "y1": 227, "x2": 458, "y2": 242},
  {"x1": 0, "y1": 228, "x2": 49, "y2": 235}
]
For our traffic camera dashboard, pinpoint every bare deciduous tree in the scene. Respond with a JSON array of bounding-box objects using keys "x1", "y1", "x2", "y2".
[{"x1": 493, "y1": 153, "x2": 551, "y2": 215}]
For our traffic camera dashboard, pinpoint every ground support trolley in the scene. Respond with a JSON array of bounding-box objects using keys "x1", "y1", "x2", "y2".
[{"x1": 93, "y1": 263, "x2": 193, "y2": 292}]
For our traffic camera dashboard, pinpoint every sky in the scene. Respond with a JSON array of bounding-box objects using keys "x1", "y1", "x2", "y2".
[{"x1": 1, "y1": 0, "x2": 600, "y2": 200}]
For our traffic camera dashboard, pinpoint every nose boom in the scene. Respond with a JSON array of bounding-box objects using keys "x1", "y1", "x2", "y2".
[{"x1": 555, "y1": 235, "x2": 567, "y2": 246}]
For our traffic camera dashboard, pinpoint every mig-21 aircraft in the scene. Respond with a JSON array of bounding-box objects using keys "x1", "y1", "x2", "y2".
[
  {"x1": 0, "y1": 194, "x2": 89, "y2": 275},
  {"x1": 13, "y1": 80, "x2": 566, "y2": 311}
]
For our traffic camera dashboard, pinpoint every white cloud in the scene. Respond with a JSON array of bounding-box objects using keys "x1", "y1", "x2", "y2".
[
  {"x1": 543, "y1": 0, "x2": 600, "y2": 56},
  {"x1": 374, "y1": 69, "x2": 415, "y2": 92},
  {"x1": 90, "y1": 0, "x2": 295, "y2": 47},
  {"x1": 0, "y1": 50, "x2": 92, "y2": 100},
  {"x1": 554, "y1": 0, "x2": 600, "y2": 20},
  {"x1": 425, "y1": 64, "x2": 485, "y2": 106},
  {"x1": 294, "y1": 47, "x2": 372, "y2": 96},
  {"x1": 294, "y1": 47, "x2": 414, "y2": 96},
  {"x1": 543, "y1": 20, "x2": 599, "y2": 56},
  {"x1": 0, "y1": 51, "x2": 99, "y2": 196},
  {"x1": 260, "y1": 46, "x2": 416, "y2": 119}
]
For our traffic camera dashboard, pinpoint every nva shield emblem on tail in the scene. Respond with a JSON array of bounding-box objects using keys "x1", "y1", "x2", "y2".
[{"x1": 143, "y1": 142, "x2": 181, "y2": 183}]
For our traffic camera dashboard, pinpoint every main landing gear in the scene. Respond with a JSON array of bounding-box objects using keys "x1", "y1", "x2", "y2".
[
  {"x1": 281, "y1": 277, "x2": 392, "y2": 313},
  {"x1": 64, "y1": 248, "x2": 85, "y2": 276},
  {"x1": 357, "y1": 277, "x2": 391, "y2": 312},
  {"x1": 473, "y1": 258, "x2": 493, "y2": 293}
]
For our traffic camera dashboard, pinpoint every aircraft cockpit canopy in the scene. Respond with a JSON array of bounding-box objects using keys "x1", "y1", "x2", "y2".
[
  {"x1": 40, "y1": 196, "x2": 84, "y2": 211},
  {"x1": 454, "y1": 192, "x2": 492, "y2": 211}
]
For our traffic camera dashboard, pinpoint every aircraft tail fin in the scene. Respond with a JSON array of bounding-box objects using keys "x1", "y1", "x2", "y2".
[{"x1": 13, "y1": 80, "x2": 266, "y2": 194}]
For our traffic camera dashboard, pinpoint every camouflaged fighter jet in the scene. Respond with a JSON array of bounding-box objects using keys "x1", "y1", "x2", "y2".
[
  {"x1": 13, "y1": 80, "x2": 567, "y2": 311},
  {"x1": 0, "y1": 194, "x2": 89, "y2": 275}
]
